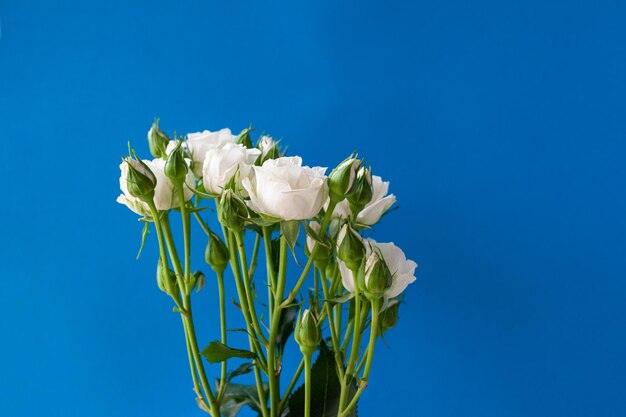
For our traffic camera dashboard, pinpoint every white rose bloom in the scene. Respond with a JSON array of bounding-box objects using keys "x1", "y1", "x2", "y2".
[
  {"x1": 187, "y1": 128, "x2": 237, "y2": 176},
  {"x1": 242, "y1": 156, "x2": 328, "y2": 221},
  {"x1": 338, "y1": 239, "x2": 416, "y2": 300},
  {"x1": 332, "y1": 175, "x2": 396, "y2": 226},
  {"x1": 117, "y1": 158, "x2": 195, "y2": 216},
  {"x1": 202, "y1": 142, "x2": 261, "y2": 194}
]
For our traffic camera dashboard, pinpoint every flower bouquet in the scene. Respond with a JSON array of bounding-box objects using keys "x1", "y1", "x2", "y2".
[{"x1": 117, "y1": 121, "x2": 417, "y2": 417}]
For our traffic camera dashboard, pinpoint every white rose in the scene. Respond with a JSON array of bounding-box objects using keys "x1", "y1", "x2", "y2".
[
  {"x1": 242, "y1": 156, "x2": 328, "y2": 221},
  {"x1": 187, "y1": 128, "x2": 237, "y2": 176},
  {"x1": 117, "y1": 158, "x2": 195, "y2": 216},
  {"x1": 332, "y1": 175, "x2": 396, "y2": 226},
  {"x1": 202, "y1": 142, "x2": 261, "y2": 194},
  {"x1": 339, "y1": 239, "x2": 416, "y2": 300}
]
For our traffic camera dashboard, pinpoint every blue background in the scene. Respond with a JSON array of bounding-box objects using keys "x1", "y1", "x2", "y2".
[{"x1": 1, "y1": 1, "x2": 625, "y2": 416}]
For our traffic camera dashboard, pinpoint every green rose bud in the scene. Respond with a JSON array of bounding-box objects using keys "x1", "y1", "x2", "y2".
[
  {"x1": 304, "y1": 221, "x2": 332, "y2": 270},
  {"x1": 328, "y1": 155, "x2": 360, "y2": 202},
  {"x1": 294, "y1": 309, "x2": 321, "y2": 355},
  {"x1": 156, "y1": 259, "x2": 178, "y2": 296},
  {"x1": 379, "y1": 299, "x2": 400, "y2": 334},
  {"x1": 205, "y1": 230, "x2": 230, "y2": 273},
  {"x1": 336, "y1": 223, "x2": 365, "y2": 271},
  {"x1": 236, "y1": 127, "x2": 254, "y2": 148},
  {"x1": 363, "y1": 251, "x2": 392, "y2": 300},
  {"x1": 347, "y1": 166, "x2": 373, "y2": 215},
  {"x1": 218, "y1": 189, "x2": 248, "y2": 231},
  {"x1": 164, "y1": 140, "x2": 189, "y2": 185},
  {"x1": 148, "y1": 119, "x2": 171, "y2": 158},
  {"x1": 125, "y1": 157, "x2": 156, "y2": 203}
]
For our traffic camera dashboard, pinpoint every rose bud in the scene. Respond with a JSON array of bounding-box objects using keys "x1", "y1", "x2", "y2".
[
  {"x1": 205, "y1": 230, "x2": 230, "y2": 273},
  {"x1": 157, "y1": 259, "x2": 178, "y2": 296},
  {"x1": 148, "y1": 119, "x2": 171, "y2": 159},
  {"x1": 164, "y1": 140, "x2": 189, "y2": 185},
  {"x1": 125, "y1": 157, "x2": 157, "y2": 203},
  {"x1": 337, "y1": 223, "x2": 365, "y2": 271},
  {"x1": 328, "y1": 155, "x2": 360, "y2": 202},
  {"x1": 218, "y1": 189, "x2": 248, "y2": 232},
  {"x1": 347, "y1": 166, "x2": 373, "y2": 215},
  {"x1": 294, "y1": 309, "x2": 321, "y2": 355}
]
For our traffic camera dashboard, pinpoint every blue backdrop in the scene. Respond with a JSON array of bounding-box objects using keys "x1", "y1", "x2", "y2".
[{"x1": 1, "y1": 1, "x2": 625, "y2": 416}]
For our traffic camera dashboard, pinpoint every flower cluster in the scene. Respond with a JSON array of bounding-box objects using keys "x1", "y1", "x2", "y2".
[{"x1": 117, "y1": 120, "x2": 417, "y2": 417}]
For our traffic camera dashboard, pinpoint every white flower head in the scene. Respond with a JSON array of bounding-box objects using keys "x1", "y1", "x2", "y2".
[
  {"x1": 202, "y1": 142, "x2": 261, "y2": 195},
  {"x1": 338, "y1": 239, "x2": 416, "y2": 301},
  {"x1": 242, "y1": 156, "x2": 328, "y2": 221},
  {"x1": 117, "y1": 158, "x2": 194, "y2": 216},
  {"x1": 187, "y1": 128, "x2": 237, "y2": 177},
  {"x1": 331, "y1": 174, "x2": 396, "y2": 226}
]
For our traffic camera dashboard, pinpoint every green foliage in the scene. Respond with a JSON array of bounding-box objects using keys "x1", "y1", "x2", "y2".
[
  {"x1": 217, "y1": 381, "x2": 268, "y2": 417},
  {"x1": 288, "y1": 342, "x2": 358, "y2": 417},
  {"x1": 200, "y1": 341, "x2": 255, "y2": 364}
]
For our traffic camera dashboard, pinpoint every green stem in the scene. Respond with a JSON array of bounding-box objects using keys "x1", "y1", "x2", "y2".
[
  {"x1": 280, "y1": 201, "x2": 336, "y2": 308},
  {"x1": 157, "y1": 207, "x2": 219, "y2": 416},
  {"x1": 320, "y1": 267, "x2": 345, "y2": 381},
  {"x1": 304, "y1": 352, "x2": 313, "y2": 417},
  {"x1": 263, "y1": 227, "x2": 276, "y2": 320},
  {"x1": 340, "y1": 298, "x2": 380, "y2": 417},
  {"x1": 177, "y1": 188, "x2": 191, "y2": 294},
  {"x1": 148, "y1": 203, "x2": 208, "y2": 409},
  {"x1": 235, "y1": 231, "x2": 268, "y2": 345},
  {"x1": 268, "y1": 237, "x2": 288, "y2": 417},
  {"x1": 226, "y1": 231, "x2": 269, "y2": 417},
  {"x1": 249, "y1": 233, "x2": 262, "y2": 277},
  {"x1": 216, "y1": 270, "x2": 228, "y2": 401},
  {"x1": 278, "y1": 358, "x2": 304, "y2": 414}
]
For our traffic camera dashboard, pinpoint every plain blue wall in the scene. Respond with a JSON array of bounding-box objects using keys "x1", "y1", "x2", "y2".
[{"x1": 1, "y1": 1, "x2": 625, "y2": 416}]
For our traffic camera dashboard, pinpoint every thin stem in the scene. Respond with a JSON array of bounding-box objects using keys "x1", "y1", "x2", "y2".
[
  {"x1": 249, "y1": 233, "x2": 262, "y2": 277},
  {"x1": 340, "y1": 298, "x2": 380, "y2": 417},
  {"x1": 263, "y1": 227, "x2": 276, "y2": 320},
  {"x1": 281, "y1": 201, "x2": 336, "y2": 308},
  {"x1": 235, "y1": 231, "x2": 268, "y2": 345},
  {"x1": 268, "y1": 236, "x2": 288, "y2": 417},
  {"x1": 226, "y1": 231, "x2": 269, "y2": 417},
  {"x1": 177, "y1": 188, "x2": 192, "y2": 294},
  {"x1": 148, "y1": 203, "x2": 208, "y2": 409},
  {"x1": 320, "y1": 267, "x2": 345, "y2": 381},
  {"x1": 278, "y1": 358, "x2": 304, "y2": 413},
  {"x1": 216, "y1": 270, "x2": 228, "y2": 401},
  {"x1": 304, "y1": 352, "x2": 313, "y2": 417}
]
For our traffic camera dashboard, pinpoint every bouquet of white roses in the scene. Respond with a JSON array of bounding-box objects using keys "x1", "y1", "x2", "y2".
[{"x1": 117, "y1": 120, "x2": 417, "y2": 417}]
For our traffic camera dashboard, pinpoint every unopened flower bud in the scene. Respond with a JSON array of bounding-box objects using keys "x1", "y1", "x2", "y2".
[
  {"x1": 156, "y1": 259, "x2": 178, "y2": 295},
  {"x1": 164, "y1": 140, "x2": 189, "y2": 184},
  {"x1": 328, "y1": 155, "x2": 360, "y2": 202},
  {"x1": 148, "y1": 119, "x2": 171, "y2": 158},
  {"x1": 380, "y1": 300, "x2": 400, "y2": 334},
  {"x1": 218, "y1": 189, "x2": 248, "y2": 231},
  {"x1": 235, "y1": 127, "x2": 254, "y2": 148},
  {"x1": 364, "y1": 251, "x2": 392, "y2": 300},
  {"x1": 257, "y1": 135, "x2": 281, "y2": 164},
  {"x1": 125, "y1": 157, "x2": 156, "y2": 203},
  {"x1": 337, "y1": 223, "x2": 365, "y2": 271},
  {"x1": 205, "y1": 231, "x2": 230, "y2": 273},
  {"x1": 347, "y1": 167, "x2": 373, "y2": 215},
  {"x1": 294, "y1": 309, "x2": 321, "y2": 354},
  {"x1": 325, "y1": 257, "x2": 339, "y2": 281},
  {"x1": 305, "y1": 221, "x2": 332, "y2": 269}
]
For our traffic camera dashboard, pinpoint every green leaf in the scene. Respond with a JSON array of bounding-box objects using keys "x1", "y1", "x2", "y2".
[
  {"x1": 217, "y1": 381, "x2": 268, "y2": 417},
  {"x1": 227, "y1": 362, "x2": 254, "y2": 382},
  {"x1": 288, "y1": 342, "x2": 358, "y2": 417},
  {"x1": 276, "y1": 304, "x2": 299, "y2": 357},
  {"x1": 281, "y1": 220, "x2": 301, "y2": 260},
  {"x1": 325, "y1": 292, "x2": 354, "y2": 305},
  {"x1": 136, "y1": 222, "x2": 150, "y2": 260},
  {"x1": 200, "y1": 341, "x2": 255, "y2": 363},
  {"x1": 302, "y1": 221, "x2": 331, "y2": 249}
]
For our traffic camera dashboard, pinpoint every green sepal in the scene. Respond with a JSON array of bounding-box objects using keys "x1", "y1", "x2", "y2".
[
  {"x1": 227, "y1": 362, "x2": 254, "y2": 382},
  {"x1": 302, "y1": 221, "x2": 331, "y2": 249},
  {"x1": 136, "y1": 222, "x2": 150, "y2": 260},
  {"x1": 324, "y1": 292, "x2": 355, "y2": 305},
  {"x1": 200, "y1": 341, "x2": 256, "y2": 364}
]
